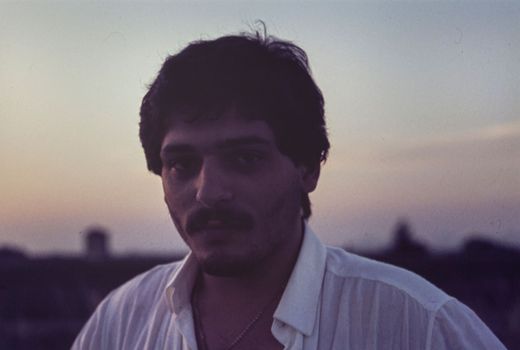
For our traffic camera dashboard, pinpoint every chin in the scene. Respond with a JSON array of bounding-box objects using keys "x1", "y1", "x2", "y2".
[{"x1": 198, "y1": 253, "x2": 261, "y2": 277}]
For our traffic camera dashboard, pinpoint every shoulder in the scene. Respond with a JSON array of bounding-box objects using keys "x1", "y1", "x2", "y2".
[
  {"x1": 94, "y1": 260, "x2": 184, "y2": 327},
  {"x1": 429, "y1": 294, "x2": 507, "y2": 349},
  {"x1": 319, "y1": 246, "x2": 506, "y2": 349},
  {"x1": 71, "y1": 261, "x2": 183, "y2": 349},
  {"x1": 323, "y1": 246, "x2": 451, "y2": 311},
  {"x1": 106, "y1": 261, "x2": 181, "y2": 307}
]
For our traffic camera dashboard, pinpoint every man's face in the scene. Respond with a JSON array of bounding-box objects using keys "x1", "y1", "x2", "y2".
[{"x1": 160, "y1": 111, "x2": 318, "y2": 276}]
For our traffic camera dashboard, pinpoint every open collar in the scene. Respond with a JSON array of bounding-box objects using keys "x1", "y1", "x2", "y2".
[
  {"x1": 164, "y1": 223, "x2": 328, "y2": 337},
  {"x1": 165, "y1": 253, "x2": 198, "y2": 316},
  {"x1": 273, "y1": 224, "x2": 327, "y2": 336}
]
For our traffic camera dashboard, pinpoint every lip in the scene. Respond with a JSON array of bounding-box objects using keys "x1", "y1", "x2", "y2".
[
  {"x1": 186, "y1": 208, "x2": 254, "y2": 234},
  {"x1": 192, "y1": 227, "x2": 245, "y2": 245},
  {"x1": 195, "y1": 226, "x2": 242, "y2": 235},
  {"x1": 205, "y1": 219, "x2": 226, "y2": 228},
  {"x1": 190, "y1": 220, "x2": 252, "y2": 234}
]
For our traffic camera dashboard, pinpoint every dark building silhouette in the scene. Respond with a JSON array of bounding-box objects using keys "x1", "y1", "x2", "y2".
[
  {"x1": 390, "y1": 219, "x2": 428, "y2": 257},
  {"x1": 0, "y1": 245, "x2": 27, "y2": 261},
  {"x1": 1, "y1": 223, "x2": 519, "y2": 349},
  {"x1": 84, "y1": 227, "x2": 110, "y2": 261}
]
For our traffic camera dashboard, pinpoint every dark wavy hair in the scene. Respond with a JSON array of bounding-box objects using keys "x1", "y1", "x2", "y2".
[{"x1": 139, "y1": 30, "x2": 329, "y2": 219}]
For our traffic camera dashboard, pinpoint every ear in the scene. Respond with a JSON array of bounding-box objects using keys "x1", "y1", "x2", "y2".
[{"x1": 299, "y1": 163, "x2": 321, "y2": 194}]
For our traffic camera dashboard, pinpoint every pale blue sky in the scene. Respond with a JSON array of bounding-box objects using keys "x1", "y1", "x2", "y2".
[{"x1": 1, "y1": 1, "x2": 519, "y2": 254}]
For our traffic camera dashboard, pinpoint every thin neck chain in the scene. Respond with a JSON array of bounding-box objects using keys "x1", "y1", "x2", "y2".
[{"x1": 192, "y1": 282, "x2": 283, "y2": 350}]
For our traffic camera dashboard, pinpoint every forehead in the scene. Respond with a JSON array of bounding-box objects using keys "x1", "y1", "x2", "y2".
[{"x1": 160, "y1": 112, "x2": 276, "y2": 152}]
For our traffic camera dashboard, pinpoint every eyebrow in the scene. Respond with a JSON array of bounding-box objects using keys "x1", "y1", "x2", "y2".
[
  {"x1": 160, "y1": 136, "x2": 271, "y2": 156},
  {"x1": 218, "y1": 136, "x2": 271, "y2": 148}
]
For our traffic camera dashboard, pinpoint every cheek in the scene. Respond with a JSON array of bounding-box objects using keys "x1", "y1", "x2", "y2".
[
  {"x1": 257, "y1": 163, "x2": 302, "y2": 195},
  {"x1": 259, "y1": 175, "x2": 302, "y2": 218},
  {"x1": 162, "y1": 177, "x2": 194, "y2": 221},
  {"x1": 163, "y1": 183, "x2": 192, "y2": 242},
  {"x1": 163, "y1": 175, "x2": 192, "y2": 201}
]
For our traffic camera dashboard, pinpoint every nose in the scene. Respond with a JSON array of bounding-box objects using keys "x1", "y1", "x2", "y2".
[{"x1": 195, "y1": 159, "x2": 233, "y2": 208}]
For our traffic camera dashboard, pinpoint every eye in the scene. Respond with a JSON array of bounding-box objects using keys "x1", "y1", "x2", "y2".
[
  {"x1": 165, "y1": 155, "x2": 199, "y2": 174},
  {"x1": 236, "y1": 152, "x2": 262, "y2": 165},
  {"x1": 228, "y1": 150, "x2": 265, "y2": 170}
]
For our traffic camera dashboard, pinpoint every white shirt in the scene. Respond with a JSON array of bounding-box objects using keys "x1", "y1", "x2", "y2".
[{"x1": 72, "y1": 226, "x2": 506, "y2": 349}]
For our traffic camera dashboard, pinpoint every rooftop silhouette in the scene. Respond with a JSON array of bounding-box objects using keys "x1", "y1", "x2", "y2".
[{"x1": 1, "y1": 222, "x2": 519, "y2": 349}]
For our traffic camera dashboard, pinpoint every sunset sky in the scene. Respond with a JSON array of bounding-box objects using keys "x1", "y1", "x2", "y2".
[{"x1": 1, "y1": 1, "x2": 519, "y2": 255}]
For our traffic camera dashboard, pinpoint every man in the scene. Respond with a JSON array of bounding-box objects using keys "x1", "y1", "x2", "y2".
[{"x1": 73, "y1": 31, "x2": 506, "y2": 349}]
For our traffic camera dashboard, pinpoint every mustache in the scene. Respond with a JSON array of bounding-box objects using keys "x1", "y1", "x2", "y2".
[{"x1": 186, "y1": 207, "x2": 254, "y2": 233}]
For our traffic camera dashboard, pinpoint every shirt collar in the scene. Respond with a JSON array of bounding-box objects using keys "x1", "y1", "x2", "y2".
[
  {"x1": 273, "y1": 224, "x2": 327, "y2": 336},
  {"x1": 165, "y1": 252, "x2": 199, "y2": 315},
  {"x1": 164, "y1": 223, "x2": 328, "y2": 336},
  {"x1": 164, "y1": 254, "x2": 200, "y2": 350}
]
